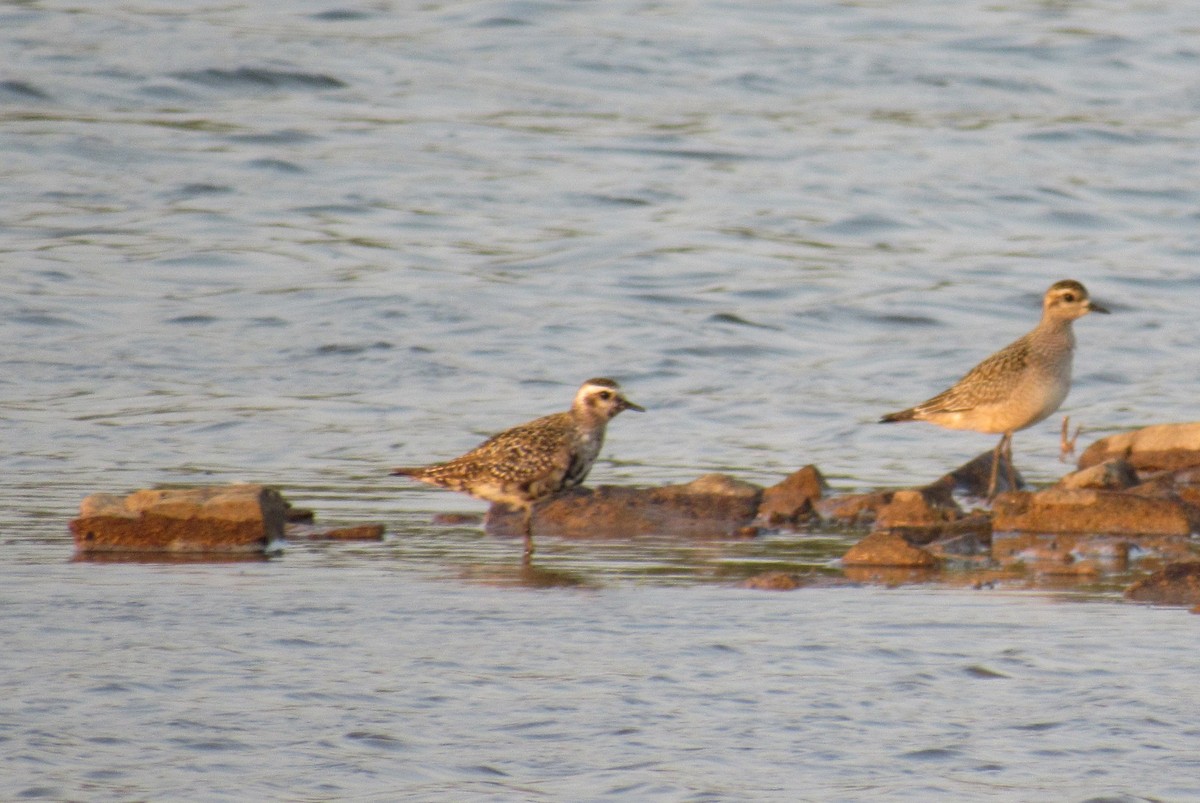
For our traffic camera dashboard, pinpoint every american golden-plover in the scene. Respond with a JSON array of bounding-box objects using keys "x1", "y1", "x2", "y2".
[
  {"x1": 880, "y1": 279, "x2": 1109, "y2": 499},
  {"x1": 392, "y1": 378, "x2": 643, "y2": 561}
]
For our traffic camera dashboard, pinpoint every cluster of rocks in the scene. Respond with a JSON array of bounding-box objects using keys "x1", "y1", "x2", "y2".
[
  {"x1": 67, "y1": 423, "x2": 1200, "y2": 608},
  {"x1": 817, "y1": 422, "x2": 1200, "y2": 607},
  {"x1": 484, "y1": 422, "x2": 1200, "y2": 606}
]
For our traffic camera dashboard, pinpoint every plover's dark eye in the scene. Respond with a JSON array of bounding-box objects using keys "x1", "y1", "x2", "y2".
[
  {"x1": 1062, "y1": 292, "x2": 1075, "y2": 302},
  {"x1": 598, "y1": 390, "x2": 612, "y2": 401}
]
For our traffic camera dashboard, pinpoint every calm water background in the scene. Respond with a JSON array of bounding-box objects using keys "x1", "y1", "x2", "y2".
[{"x1": 3, "y1": 0, "x2": 1199, "y2": 799}]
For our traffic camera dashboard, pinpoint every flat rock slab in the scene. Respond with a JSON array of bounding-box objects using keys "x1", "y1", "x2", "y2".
[
  {"x1": 71, "y1": 485, "x2": 286, "y2": 554},
  {"x1": 488, "y1": 473, "x2": 763, "y2": 538},
  {"x1": 992, "y1": 488, "x2": 1193, "y2": 537},
  {"x1": 1079, "y1": 422, "x2": 1200, "y2": 471}
]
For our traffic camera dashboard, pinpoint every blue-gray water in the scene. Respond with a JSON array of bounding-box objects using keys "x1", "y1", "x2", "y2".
[{"x1": 3, "y1": 1, "x2": 1199, "y2": 799}]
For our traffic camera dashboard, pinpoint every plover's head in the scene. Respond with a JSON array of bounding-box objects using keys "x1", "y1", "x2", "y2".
[
  {"x1": 1044, "y1": 279, "x2": 1109, "y2": 320},
  {"x1": 573, "y1": 378, "x2": 644, "y2": 421}
]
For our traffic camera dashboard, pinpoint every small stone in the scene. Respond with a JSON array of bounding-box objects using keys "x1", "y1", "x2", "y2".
[
  {"x1": 842, "y1": 531, "x2": 938, "y2": 568},
  {"x1": 757, "y1": 465, "x2": 826, "y2": 525},
  {"x1": 1125, "y1": 562, "x2": 1200, "y2": 606},
  {"x1": 1079, "y1": 422, "x2": 1200, "y2": 472},
  {"x1": 1056, "y1": 458, "x2": 1140, "y2": 491}
]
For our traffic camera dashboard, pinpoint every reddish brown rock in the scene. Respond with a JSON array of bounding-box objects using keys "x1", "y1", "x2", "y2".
[
  {"x1": 1056, "y1": 458, "x2": 1140, "y2": 491},
  {"x1": 740, "y1": 571, "x2": 804, "y2": 591},
  {"x1": 488, "y1": 473, "x2": 763, "y2": 538},
  {"x1": 71, "y1": 485, "x2": 286, "y2": 554},
  {"x1": 1079, "y1": 423, "x2": 1200, "y2": 472},
  {"x1": 842, "y1": 531, "x2": 938, "y2": 568},
  {"x1": 756, "y1": 465, "x2": 826, "y2": 525},
  {"x1": 871, "y1": 481, "x2": 997, "y2": 548},
  {"x1": 874, "y1": 487, "x2": 960, "y2": 538},
  {"x1": 992, "y1": 488, "x2": 1192, "y2": 537},
  {"x1": 1125, "y1": 562, "x2": 1200, "y2": 606}
]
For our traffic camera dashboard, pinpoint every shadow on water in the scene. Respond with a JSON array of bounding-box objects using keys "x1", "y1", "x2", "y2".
[
  {"x1": 457, "y1": 561, "x2": 597, "y2": 589},
  {"x1": 71, "y1": 551, "x2": 272, "y2": 565}
]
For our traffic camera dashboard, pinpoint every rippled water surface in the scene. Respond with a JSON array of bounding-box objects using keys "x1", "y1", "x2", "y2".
[{"x1": 4, "y1": 0, "x2": 1200, "y2": 799}]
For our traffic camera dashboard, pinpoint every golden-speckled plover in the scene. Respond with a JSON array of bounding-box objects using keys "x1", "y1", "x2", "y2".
[
  {"x1": 881, "y1": 279, "x2": 1109, "y2": 499},
  {"x1": 392, "y1": 378, "x2": 643, "y2": 561}
]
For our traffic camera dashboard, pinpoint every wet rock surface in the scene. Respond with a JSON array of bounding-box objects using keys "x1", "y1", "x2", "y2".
[{"x1": 71, "y1": 485, "x2": 287, "y2": 554}]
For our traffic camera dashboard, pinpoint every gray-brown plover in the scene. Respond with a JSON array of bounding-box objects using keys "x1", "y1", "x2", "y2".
[
  {"x1": 392, "y1": 378, "x2": 643, "y2": 560},
  {"x1": 880, "y1": 279, "x2": 1109, "y2": 499}
]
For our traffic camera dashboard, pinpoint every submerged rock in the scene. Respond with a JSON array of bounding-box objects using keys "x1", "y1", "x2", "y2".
[
  {"x1": 992, "y1": 531, "x2": 1134, "y2": 573},
  {"x1": 71, "y1": 485, "x2": 286, "y2": 554},
  {"x1": 740, "y1": 571, "x2": 805, "y2": 591},
  {"x1": 1125, "y1": 562, "x2": 1200, "y2": 606},
  {"x1": 1079, "y1": 422, "x2": 1200, "y2": 472},
  {"x1": 295, "y1": 524, "x2": 386, "y2": 541}
]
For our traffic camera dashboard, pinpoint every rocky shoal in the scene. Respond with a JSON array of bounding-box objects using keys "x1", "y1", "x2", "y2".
[{"x1": 67, "y1": 422, "x2": 1200, "y2": 607}]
